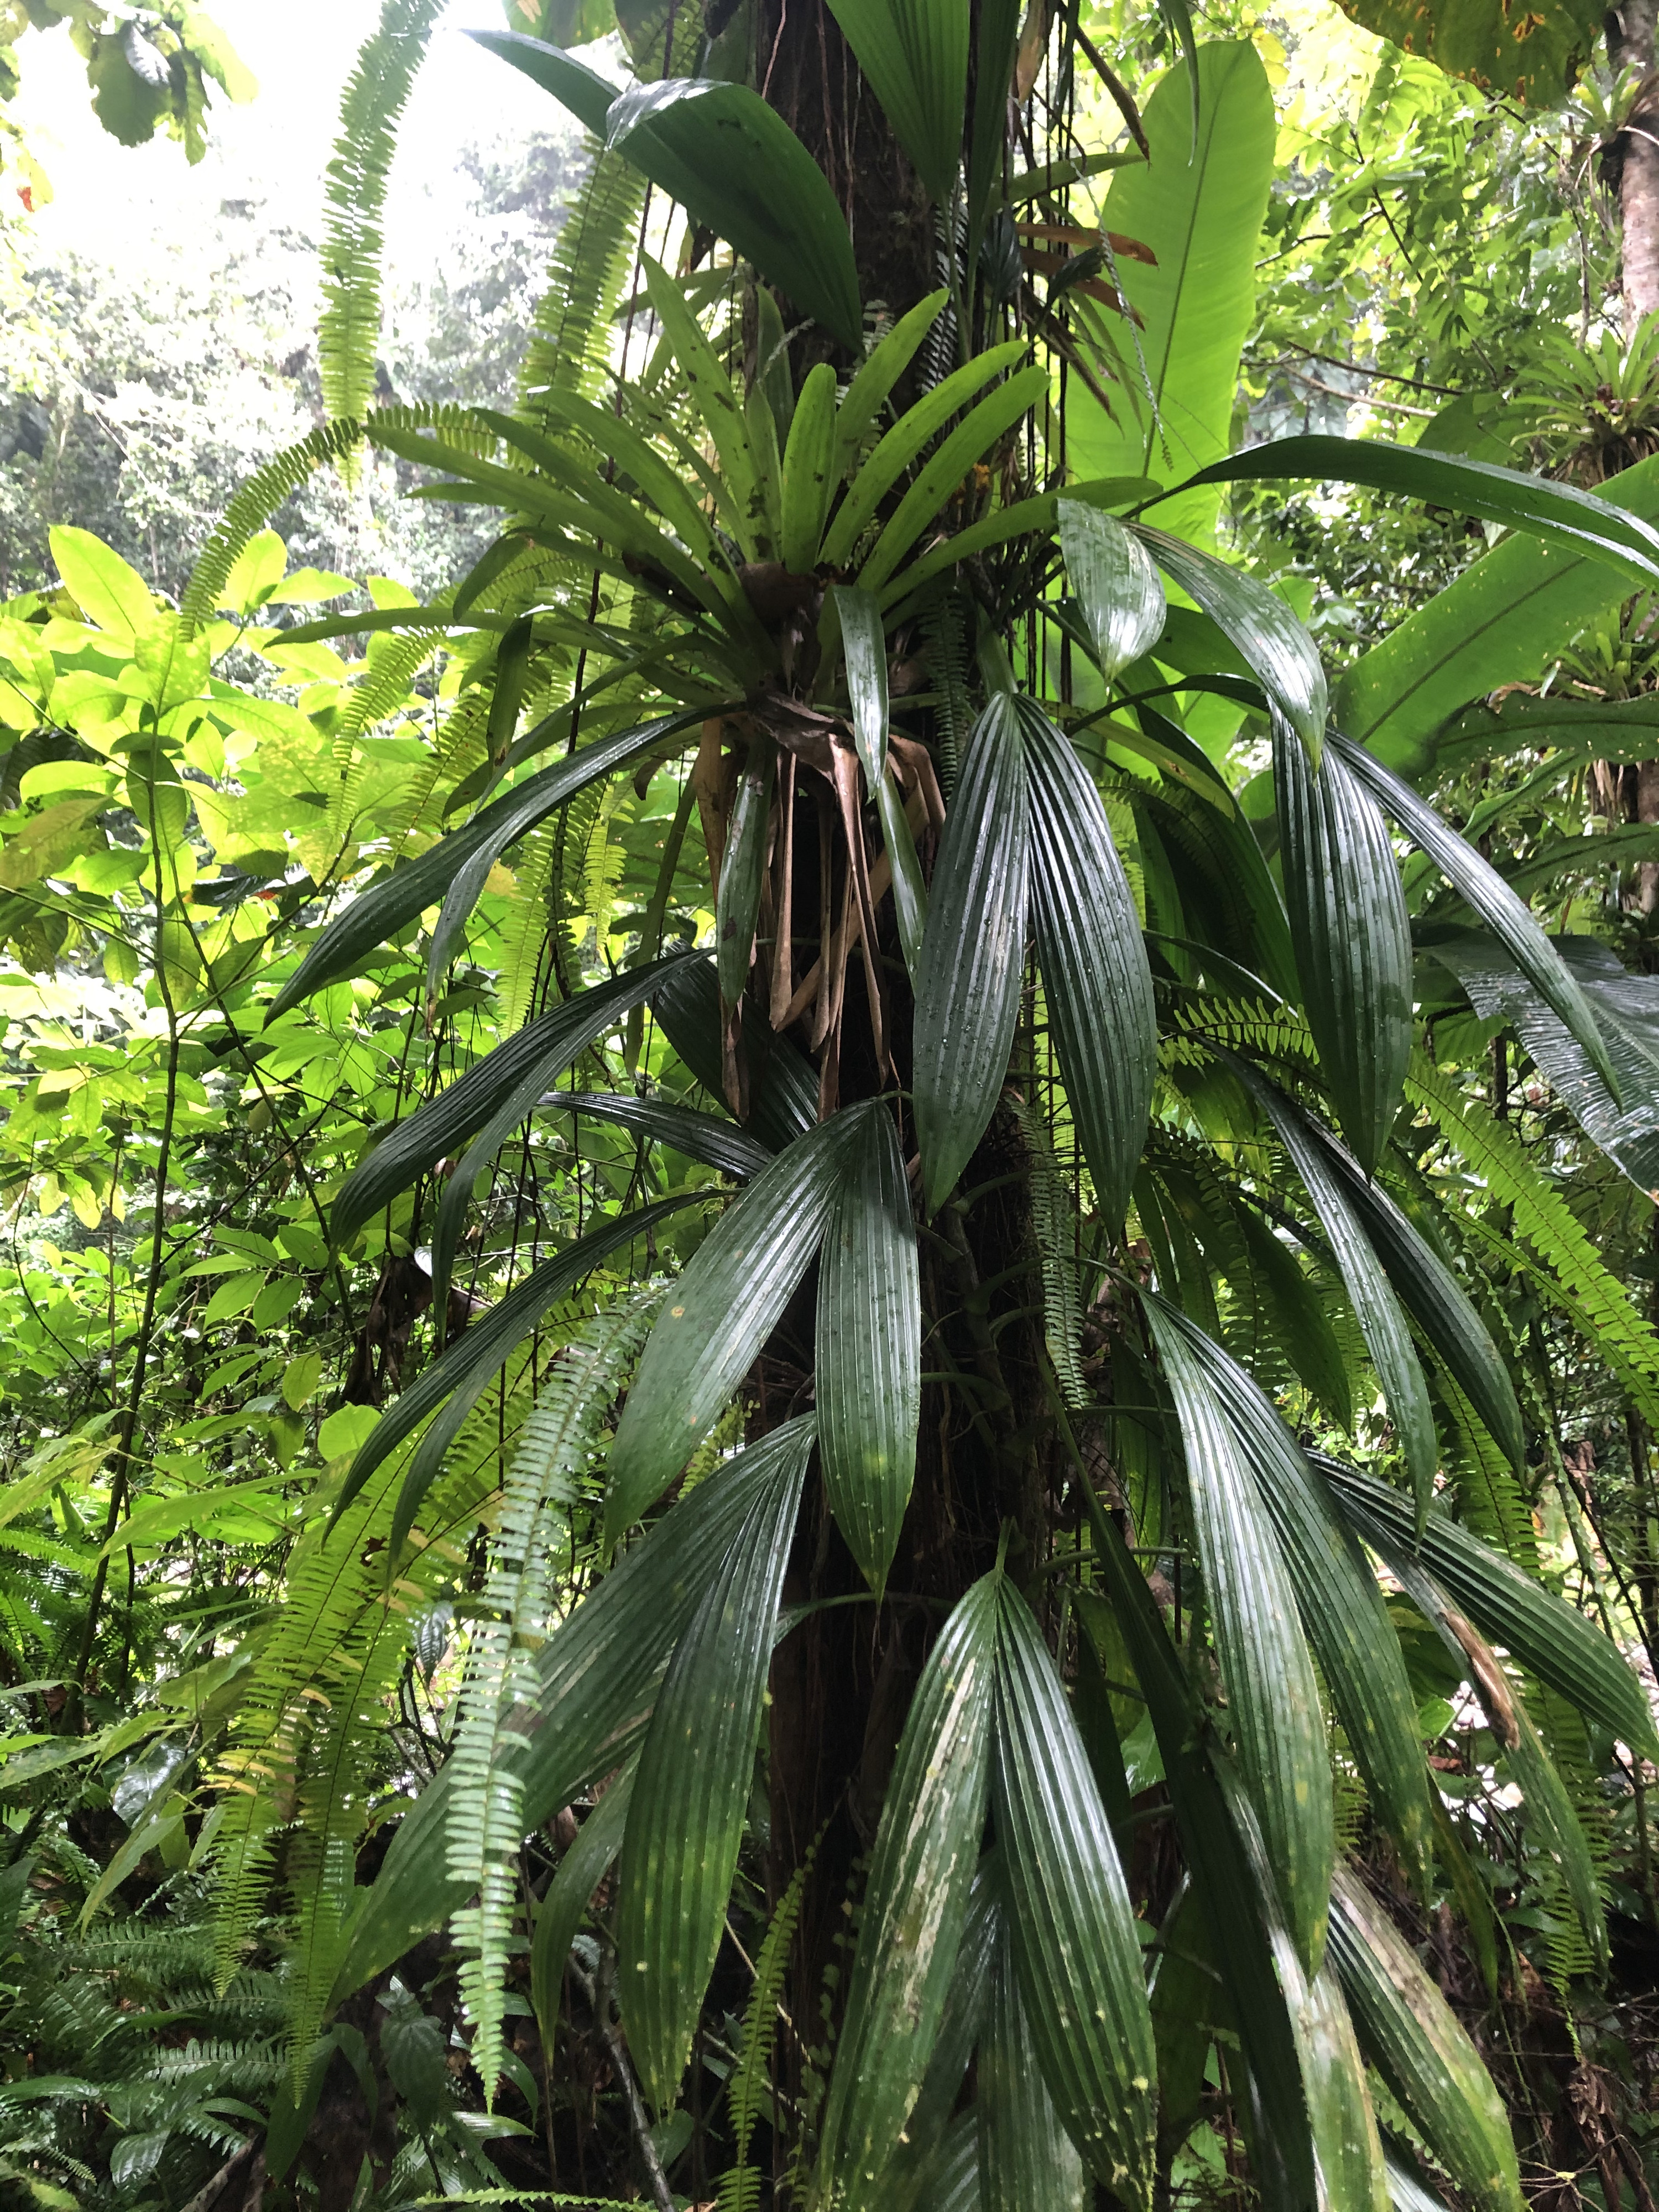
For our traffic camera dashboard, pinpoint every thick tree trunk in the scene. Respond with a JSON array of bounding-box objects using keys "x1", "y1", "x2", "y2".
[{"x1": 1612, "y1": 3, "x2": 1659, "y2": 324}]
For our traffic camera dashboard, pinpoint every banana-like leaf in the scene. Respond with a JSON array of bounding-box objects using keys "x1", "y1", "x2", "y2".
[
  {"x1": 1143, "y1": 1295, "x2": 1334, "y2": 1973},
  {"x1": 857, "y1": 366, "x2": 1048, "y2": 595},
  {"x1": 1135, "y1": 526, "x2": 1327, "y2": 761},
  {"x1": 1057, "y1": 499, "x2": 1166, "y2": 684},
  {"x1": 913, "y1": 694, "x2": 1029, "y2": 1214},
  {"x1": 815, "y1": 1573, "x2": 998, "y2": 2212},
  {"x1": 1239, "y1": 1064, "x2": 1438, "y2": 1526},
  {"x1": 993, "y1": 1579, "x2": 1157, "y2": 2205},
  {"x1": 530, "y1": 1761, "x2": 637, "y2": 2067},
  {"x1": 884, "y1": 1864, "x2": 998, "y2": 2212},
  {"x1": 1020, "y1": 698, "x2": 1155, "y2": 1227},
  {"x1": 717, "y1": 735, "x2": 775, "y2": 1008},
  {"x1": 781, "y1": 361, "x2": 839, "y2": 573},
  {"x1": 650, "y1": 953, "x2": 817, "y2": 1151},
  {"x1": 333, "y1": 1420, "x2": 816, "y2": 2000},
  {"x1": 1149, "y1": 1300, "x2": 1433, "y2": 1890},
  {"x1": 978, "y1": 1896, "x2": 1087, "y2": 2212},
  {"x1": 1328, "y1": 1865, "x2": 1522, "y2": 2212},
  {"x1": 1274, "y1": 719, "x2": 1411, "y2": 1177},
  {"x1": 1317, "y1": 1458, "x2": 1659, "y2": 1760},
  {"x1": 816, "y1": 1104, "x2": 920, "y2": 1593},
  {"x1": 606, "y1": 1103, "x2": 874, "y2": 1544},
  {"x1": 270, "y1": 716, "x2": 694, "y2": 1020},
  {"x1": 1186, "y1": 436, "x2": 1659, "y2": 593},
  {"x1": 537, "y1": 1091, "x2": 770, "y2": 1181},
  {"x1": 821, "y1": 340, "x2": 1028, "y2": 570},
  {"x1": 344, "y1": 950, "x2": 697, "y2": 1281},
  {"x1": 832, "y1": 288, "x2": 948, "y2": 485},
  {"x1": 1331, "y1": 731, "x2": 1622, "y2": 1102},
  {"x1": 474, "y1": 38, "x2": 862, "y2": 347},
  {"x1": 615, "y1": 1416, "x2": 810, "y2": 2105},
  {"x1": 823, "y1": 0, "x2": 969, "y2": 202},
  {"x1": 330, "y1": 1194, "x2": 691, "y2": 1539}
]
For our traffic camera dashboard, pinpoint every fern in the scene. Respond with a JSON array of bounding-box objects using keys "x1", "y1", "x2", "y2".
[
  {"x1": 716, "y1": 1849, "x2": 813, "y2": 2212},
  {"x1": 517, "y1": 147, "x2": 648, "y2": 431},
  {"x1": 319, "y1": 0, "x2": 447, "y2": 425},
  {"x1": 497, "y1": 820, "x2": 560, "y2": 1035},
  {"x1": 1009, "y1": 1095, "x2": 1088, "y2": 1412},
  {"x1": 446, "y1": 1294, "x2": 656, "y2": 2103}
]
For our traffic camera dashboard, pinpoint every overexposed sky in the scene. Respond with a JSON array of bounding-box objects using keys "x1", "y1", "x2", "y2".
[{"x1": 11, "y1": 0, "x2": 583, "y2": 272}]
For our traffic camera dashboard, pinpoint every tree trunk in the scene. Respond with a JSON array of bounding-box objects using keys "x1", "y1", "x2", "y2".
[{"x1": 1613, "y1": 2, "x2": 1659, "y2": 325}]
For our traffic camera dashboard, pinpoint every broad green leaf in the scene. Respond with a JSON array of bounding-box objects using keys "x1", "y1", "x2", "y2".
[
  {"x1": 883, "y1": 1864, "x2": 998, "y2": 2212},
  {"x1": 1239, "y1": 1065, "x2": 1438, "y2": 1527},
  {"x1": 1328, "y1": 1865, "x2": 1522, "y2": 2212},
  {"x1": 977, "y1": 1896, "x2": 1086, "y2": 2212},
  {"x1": 49, "y1": 526, "x2": 155, "y2": 643},
  {"x1": 880, "y1": 478, "x2": 1162, "y2": 610},
  {"x1": 530, "y1": 1762, "x2": 637, "y2": 2066},
  {"x1": 816, "y1": 1103, "x2": 920, "y2": 1593},
  {"x1": 616, "y1": 1418, "x2": 810, "y2": 2104},
  {"x1": 1297, "y1": 1947, "x2": 1390, "y2": 2212},
  {"x1": 993, "y1": 1580, "x2": 1156, "y2": 2206},
  {"x1": 1143, "y1": 1296, "x2": 1333, "y2": 1973},
  {"x1": 1274, "y1": 720, "x2": 1411, "y2": 1178},
  {"x1": 832, "y1": 288, "x2": 948, "y2": 486},
  {"x1": 1188, "y1": 436, "x2": 1659, "y2": 593},
  {"x1": 650, "y1": 953, "x2": 817, "y2": 1152},
  {"x1": 1069, "y1": 43, "x2": 1276, "y2": 549},
  {"x1": 913, "y1": 694, "x2": 1029, "y2": 1213},
  {"x1": 1057, "y1": 500, "x2": 1165, "y2": 684},
  {"x1": 1020, "y1": 698, "x2": 1155, "y2": 1226},
  {"x1": 341, "y1": 951, "x2": 698, "y2": 1275},
  {"x1": 270, "y1": 714, "x2": 695, "y2": 1019},
  {"x1": 717, "y1": 735, "x2": 774, "y2": 1008},
  {"x1": 1327, "y1": 0, "x2": 1601, "y2": 105},
  {"x1": 823, "y1": 0, "x2": 969, "y2": 202},
  {"x1": 538, "y1": 1092, "x2": 770, "y2": 1181},
  {"x1": 330, "y1": 1194, "x2": 693, "y2": 1544},
  {"x1": 1149, "y1": 1301, "x2": 1434, "y2": 1891},
  {"x1": 1136, "y1": 527, "x2": 1327, "y2": 761},
  {"x1": 1148, "y1": 1884, "x2": 1218, "y2": 2164},
  {"x1": 856, "y1": 367, "x2": 1048, "y2": 595},
  {"x1": 821, "y1": 341, "x2": 1028, "y2": 570},
  {"x1": 333, "y1": 1420, "x2": 816, "y2": 2002},
  {"x1": 780, "y1": 361, "x2": 839, "y2": 573},
  {"x1": 606, "y1": 1103, "x2": 874, "y2": 1544},
  {"x1": 815, "y1": 1574, "x2": 998, "y2": 2212},
  {"x1": 744, "y1": 378, "x2": 786, "y2": 552},
  {"x1": 1332, "y1": 732, "x2": 1623, "y2": 1102},
  {"x1": 1318, "y1": 1459, "x2": 1659, "y2": 1760},
  {"x1": 915, "y1": 2114, "x2": 980, "y2": 2212},
  {"x1": 967, "y1": 0, "x2": 1022, "y2": 237},
  {"x1": 473, "y1": 39, "x2": 862, "y2": 347}
]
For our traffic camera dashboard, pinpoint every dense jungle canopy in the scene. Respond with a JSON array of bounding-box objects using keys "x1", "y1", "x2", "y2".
[{"x1": 5, "y1": 2, "x2": 1659, "y2": 2210}]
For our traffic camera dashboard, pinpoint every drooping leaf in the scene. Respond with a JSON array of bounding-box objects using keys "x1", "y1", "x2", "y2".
[
  {"x1": 1020, "y1": 698, "x2": 1155, "y2": 1226},
  {"x1": 650, "y1": 953, "x2": 818, "y2": 1152},
  {"x1": 1187, "y1": 436, "x2": 1659, "y2": 592},
  {"x1": 1142, "y1": 1295, "x2": 1333, "y2": 1972},
  {"x1": 1328, "y1": 1865, "x2": 1522, "y2": 2212},
  {"x1": 270, "y1": 716, "x2": 695, "y2": 1019},
  {"x1": 967, "y1": 0, "x2": 1022, "y2": 238},
  {"x1": 717, "y1": 735, "x2": 775, "y2": 1009},
  {"x1": 884, "y1": 1864, "x2": 999, "y2": 2212},
  {"x1": 993, "y1": 1579, "x2": 1157, "y2": 2206},
  {"x1": 1325, "y1": 0, "x2": 1602, "y2": 106},
  {"x1": 977, "y1": 1893, "x2": 1087, "y2": 2212},
  {"x1": 815, "y1": 1574, "x2": 999, "y2": 2212},
  {"x1": 332, "y1": 1196, "x2": 691, "y2": 1549},
  {"x1": 913, "y1": 694, "x2": 1029, "y2": 1213},
  {"x1": 334, "y1": 950, "x2": 697, "y2": 1263},
  {"x1": 1331, "y1": 731, "x2": 1622, "y2": 1102},
  {"x1": 1057, "y1": 499, "x2": 1165, "y2": 684},
  {"x1": 530, "y1": 1762, "x2": 637, "y2": 2067},
  {"x1": 823, "y1": 0, "x2": 969, "y2": 202},
  {"x1": 605, "y1": 1103, "x2": 874, "y2": 1544},
  {"x1": 1274, "y1": 718, "x2": 1411, "y2": 1177},
  {"x1": 1317, "y1": 1458, "x2": 1659, "y2": 1760},
  {"x1": 615, "y1": 1418, "x2": 810, "y2": 2105},
  {"x1": 816, "y1": 1103, "x2": 920, "y2": 1593},
  {"x1": 333, "y1": 1420, "x2": 817, "y2": 2001},
  {"x1": 537, "y1": 1091, "x2": 771, "y2": 1181},
  {"x1": 472, "y1": 38, "x2": 863, "y2": 347},
  {"x1": 1136, "y1": 526, "x2": 1327, "y2": 761},
  {"x1": 1149, "y1": 1300, "x2": 1433, "y2": 1891}
]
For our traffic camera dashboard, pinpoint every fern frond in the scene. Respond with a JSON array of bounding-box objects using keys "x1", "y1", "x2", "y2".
[
  {"x1": 320, "y1": 0, "x2": 447, "y2": 426},
  {"x1": 517, "y1": 147, "x2": 648, "y2": 430},
  {"x1": 717, "y1": 1847, "x2": 812, "y2": 2209},
  {"x1": 1009, "y1": 1095, "x2": 1088, "y2": 1411},
  {"x1": 181, "y1": 422, "x2": 367, "y2": 631},
  {"x1": 497, "y1": 820, "x2": 560, "y2": 1036},
  {"x1": 447, "y1": 1293, "x2": 656, "y2": 2104}
]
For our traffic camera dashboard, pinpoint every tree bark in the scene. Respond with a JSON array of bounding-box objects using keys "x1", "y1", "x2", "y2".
[{"x1": 1611, "y1": 2, "x2": 1659, "y2": 325}]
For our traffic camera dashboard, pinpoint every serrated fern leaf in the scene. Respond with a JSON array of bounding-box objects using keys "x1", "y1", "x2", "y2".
[
  {"x1": 1009, "y1": 1095, "x2": 1088, "y2": 1412},
  {"x1": 447, "y1": 1294, "x2": 656, "y2": 2104},
  {"x1": 498, "y1": 820, "x2": 560, "y2": 1035},
  {"x1": 716, "y1": 1847, "x2": 812, "y2": 2209},
  {"x1": 518, "y1": 148, "x2": 648, "y2": 430},
  {"x1": 320, "y1": 0, "x2": 446, "y2": 426}
]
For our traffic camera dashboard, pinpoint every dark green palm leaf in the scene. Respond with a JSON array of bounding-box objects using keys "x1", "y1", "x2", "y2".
[
  {"x1": 977, "y1": 1896, "x2": 1087, "y2": 2212},
  {"x1": 1057, "y1": 499, "x2": 1165, "y2": 682},
  {"x1": 530, "y1": 1760, "x2": 636, "y2": 2068},
  {"x1": 538, "y1": 1091, "x2": 770, "y2": 1181}
]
